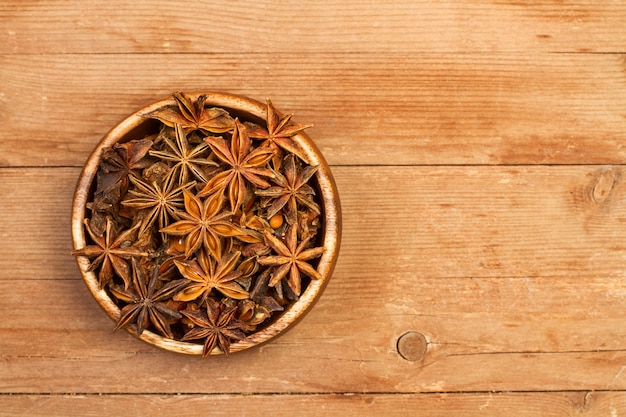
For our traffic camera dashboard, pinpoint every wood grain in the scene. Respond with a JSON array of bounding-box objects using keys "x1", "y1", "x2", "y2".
[
  {"x1": 1, "y1": 1, "x2": 625, "y2": 54},
  {"x1": 3, "y1": 277, "x2": 626, "y2": 393},
  {"x1": 1, "y1": 392, "x2": 624, "y2": 417},
  {"x1": 1, "y1": 53, "x2": 625, "y2": 167},
  {"x1": 3, "y1": 166, "x2": 625, "y2": 281},
  {"x1": 0, "y1": 168, "x2": 74, "y2": 280},
  {"x1": 3, "y1": 0, "x2": 626, "y2": 413},
  {"x1": 3, "y1": 167, "x2": 626, "y2": 393}
]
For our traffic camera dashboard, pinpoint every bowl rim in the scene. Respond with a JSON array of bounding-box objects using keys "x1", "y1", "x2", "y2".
[{"x1": 71, "y1": 92, "x2": 342, "y2": 355}]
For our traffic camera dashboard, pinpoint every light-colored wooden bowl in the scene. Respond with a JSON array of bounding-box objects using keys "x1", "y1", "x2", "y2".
[{"x1": 71, "y1": 92, "x2": 342, "y2": 355}]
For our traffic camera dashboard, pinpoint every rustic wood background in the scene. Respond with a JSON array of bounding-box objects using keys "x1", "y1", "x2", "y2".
[{"x1": 2, "y1": 1, "x2": 626, "y2": 415}]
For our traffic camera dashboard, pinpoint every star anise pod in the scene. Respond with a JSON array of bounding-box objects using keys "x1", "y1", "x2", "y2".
[
  {"x1": 236, "y1": 299, "x2": 272, "y2": 332},
  {"x1": 98, "y1": 139, "x2": 154, "y2": 197},
  {"x1": 173, "y1": 249, "x2": 248, "y2": 302},
  {"x1": 72, "y1": 218, "x2": 149, "y2": 289},
  {"x1": 247, "y1": 99, "x2": 312, "y2": 164},
  {"x1": 181, "y1": 298, "x2": 245, "y2": 356},
  {"x1": 198, "y1": 119, "x2": 276, "y2": 212},
  {"x1": 121, "y1": 175, "x2": 194, "y2": 239},
  {"x1": 257, "y1": 225, "x2": 325, "y2": 296},
  {"x1": 142, "y1": 91, "x2": 234, "y2": 135},
  {"x1": 149, "y1": 124, "x2": 218, "y2": 185},
  {"x1": 110, "y1": 258, "x2": 186, "y2": 338},
  {"x1": 89, "y1": 139, "x2": 155, "y2": 235},
  {"x1": 160, "y1": 189, "x2": 243, "y2": 259},
  {"x1": 255, "y1": 153, "x2": 320, "y2": 225}
]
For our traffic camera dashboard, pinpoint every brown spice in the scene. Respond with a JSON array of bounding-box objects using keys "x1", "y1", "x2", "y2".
[{"x1": 72, "y1": 92, "x2": 324, "y2": 355}]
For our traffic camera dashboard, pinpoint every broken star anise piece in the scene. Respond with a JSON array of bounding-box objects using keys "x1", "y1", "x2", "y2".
[
  {"x1": 72, "y1": 217, "x2": 149, "y2": 289},
  {"x1": 110, "y1": 258, "x2": 186, "y2": 338},
  {"x1": 89, "y1": 138, "x2": 155, "y2": 235},
  {"x1": 181, "y1": 297, "x2": 245, "y2": 356},
  {"x1": 100, "y1": 139, "x2": 154, "y2": 189},
  {"x1": 236, "y1": 299, "x2": 273, "y2": 332},
  {"x1": 98, "y1": 139, "x2": 154, "y2": 203},
  {"x1": 257, "y1": 224, "x2": 325, "y2": 296}
]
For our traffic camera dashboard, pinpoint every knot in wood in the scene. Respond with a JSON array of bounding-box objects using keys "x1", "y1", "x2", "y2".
[
  {"x1": 396, "y1": 331, "x2": 428, "y2": 362},
  {"x1": 591, "y1": 167, "x2": 617, "y2": 204}
]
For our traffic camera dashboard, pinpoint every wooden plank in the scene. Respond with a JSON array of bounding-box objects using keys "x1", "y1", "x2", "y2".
[
  {"x1": 3, "y1": 0, "x2": 625, "y2": 410},
  {"x1": 3, "y1": 165, "x2": 626, "y2": 281},
  {"x1": 1, "y1": 53, "x2": 625, "y2": 167},
  {"x1": 1, "y1": 1, "x2": 625, "y2": 54},
  {"x1": 3, "y1": 165, "x2": 626, "y2": 393},
  {"x1": 0, "y1": 168, "x2": 75, "y2": 281},
  {"x1": 3, "y1": 276, "x2": 626, "y2": 393},
  {"x1": 2, "y1": 391, "x2": 625, "y2": 417}
]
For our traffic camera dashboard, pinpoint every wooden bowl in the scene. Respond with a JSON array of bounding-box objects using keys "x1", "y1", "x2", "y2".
[{"x1": 71, "y1": 92, "x2": 341, "y2": 355}]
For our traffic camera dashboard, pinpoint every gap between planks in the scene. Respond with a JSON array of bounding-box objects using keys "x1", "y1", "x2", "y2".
[{"x1": 0, "y1": 389, "x2": 623, "y2": 396}]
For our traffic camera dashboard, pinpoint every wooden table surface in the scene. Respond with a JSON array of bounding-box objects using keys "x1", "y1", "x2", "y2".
[{"x1": 2, "y1": 1, "x2": 626, "y2": 415}]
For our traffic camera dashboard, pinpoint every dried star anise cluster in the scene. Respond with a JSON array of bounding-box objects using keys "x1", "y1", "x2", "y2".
[{"x1": 73, "y1": 92, "x2": 324, "y2": 356}]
